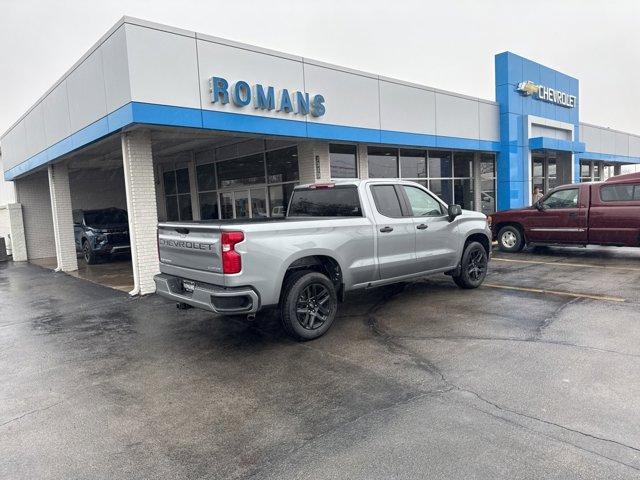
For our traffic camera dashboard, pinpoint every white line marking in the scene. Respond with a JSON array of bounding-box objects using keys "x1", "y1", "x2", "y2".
[
  {"x1": 492, "y1": 257, "x2": 640, "y2": 272},
  {"x1": 484, "y1": 283, "x2": 625, "y2": 302}
]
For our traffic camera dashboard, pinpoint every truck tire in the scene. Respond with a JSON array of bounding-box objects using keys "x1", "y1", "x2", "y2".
[
  {"x1": 497, "y1": 225, "x2": 524, "y2": 252},
  {"x1": 280, "y1": 270, "x2": 338, "y2": 341},
  {"x1": 82, "y1": 240, "x2": 98, "y2": 265},
  {"x1": 453, "y1": 241, "x2": 489, "y2": 289}
]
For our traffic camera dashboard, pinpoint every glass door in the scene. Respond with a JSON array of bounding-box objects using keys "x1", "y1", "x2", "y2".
[
  {"x1": 234, "y1": 190, "x2": 250, "y2": 219},
  {"x1": 531, "y1": 152, "x2": 570, "y2": 203},
  {"x1": 250, "y1": 188, "x2": 267, "y2": 218},
  {"x1": 219, "y1": 188, "x2": 269, "y2": 219},
  {"x1": 532, "y1": 155, "x2": 545, "y2": 199},
  {"x1": 547, "y1": 156, "x2": 558, "y2": 189},
  {"x1": 220, "y1": 192, "x2": 234, "y2": 219}
]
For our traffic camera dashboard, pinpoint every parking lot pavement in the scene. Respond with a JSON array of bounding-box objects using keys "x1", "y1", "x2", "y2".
[{"x1": 1, "y1": 246, "x2": 640, "y2": 480}]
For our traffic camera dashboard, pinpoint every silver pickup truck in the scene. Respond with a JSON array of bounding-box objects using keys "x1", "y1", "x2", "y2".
[{"x1": 155, "y1": 180, "x2": 491, "y2": 340}]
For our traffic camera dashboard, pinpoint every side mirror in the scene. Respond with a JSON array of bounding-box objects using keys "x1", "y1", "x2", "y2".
[
  {"x1": 534, "y1": 200, "x2": 545, "y2": 211},
  {"x1": 447, "y1": 204, "x2": 462, "y2": 222}
]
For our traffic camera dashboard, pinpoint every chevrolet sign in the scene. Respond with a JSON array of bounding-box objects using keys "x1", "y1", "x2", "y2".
[{"x1": 516, "y1": 80, "x2": 576, "y2": 108}]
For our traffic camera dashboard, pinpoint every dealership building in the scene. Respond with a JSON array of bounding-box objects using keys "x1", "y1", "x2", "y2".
[{"x1": 1, "y1": 16, "x2": 639, "y2": 294}]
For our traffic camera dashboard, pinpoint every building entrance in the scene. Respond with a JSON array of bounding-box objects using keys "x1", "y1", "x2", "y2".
[{"x1": 531, "y1": 151, "x2": 572, "y2": 202}]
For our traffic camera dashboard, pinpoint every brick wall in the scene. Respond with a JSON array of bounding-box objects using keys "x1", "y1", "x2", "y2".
[
  {"x1": 15, "y1": 171, "x2": 56, "y2": 260},
  {"x1": 297, "y1": 141, "x2": 330, "y2": 183},
  {"x1": 48, "y1": 163, "x2": 78, "y2": 272},
  {"x1": 0, "y1": 208, "x2": 9, "y2": 245},
  {"x1": 357, "y1": 144, "x2": 369, "y2": 179},
  {"x1": 121, "y1": 130, "x2": 160, "y2": 295}
]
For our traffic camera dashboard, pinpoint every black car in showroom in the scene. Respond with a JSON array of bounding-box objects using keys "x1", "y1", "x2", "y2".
[{"x1": 72, "y1": 208, "x2": 130, "y2": 264}]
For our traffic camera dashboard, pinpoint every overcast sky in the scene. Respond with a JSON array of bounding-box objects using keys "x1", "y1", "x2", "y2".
[{"x1": 1, "y1": 0, "x2": 638, "y2": 135}]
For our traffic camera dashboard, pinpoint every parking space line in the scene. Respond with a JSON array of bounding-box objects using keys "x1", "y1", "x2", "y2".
[
  {"x1": 483, "y1": 283, "x2": 626, "y2": 302},
  {"x1": 492, "y1": 257, "x2": 640, "y2": 272}
]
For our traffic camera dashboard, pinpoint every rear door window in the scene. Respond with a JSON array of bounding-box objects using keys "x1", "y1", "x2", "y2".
[
  {"x1": 371, "y1": 185, "x2": 404, "y2": 218},
  {"x1": 288, "y1": 186, "x2": 362, "y2": 217}
]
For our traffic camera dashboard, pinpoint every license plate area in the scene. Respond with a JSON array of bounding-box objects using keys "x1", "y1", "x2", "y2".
[{"x1": 182, "y1": 280, "x2": 196, "y2": 293}]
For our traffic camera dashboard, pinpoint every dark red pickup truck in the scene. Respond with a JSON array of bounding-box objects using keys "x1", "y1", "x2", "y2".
[{"x1": 490, "y1": 172, "x2": 640, "y2": 252}]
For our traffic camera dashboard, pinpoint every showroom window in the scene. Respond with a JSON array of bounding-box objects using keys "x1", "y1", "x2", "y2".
[
  {"x1": 580, "y1": 160, "x2": 591, "y2": 182},
  {"x1": 192, "y1": 141, "x2": 299, "y2": 220},
  {"x1": 195, "y1": 151, "x2": 218, "y2": 220},
  {"x1": 366, "y1": 146, "x2": 492, "y2": 211},
  {"x1": 479, "y1": 153, "x2": 496, "y2": 214},
  {"x1": 401, "y1": 149, "x2": 483, "y2": 211},
  {"x1": 266, "y1": 145, "x2": 299, "y2": 217},
  {"x1": 368, "y1": 147, "x2": 398, "y2": 178},
  {"x1": 162, "y1": 161, "x2": 192, "y2": 221},
  {"x1": 452, "y1": 152, "x2": 474, "y2": 210},
  {"x1": 399, "y1": 149, "x2": 427, "y2": 179},
  {"x1": 329, "y1": 144, "x2": 358, "y2": 178},
  {"x1": 581, "y1": 160, "x2": 617, "y2": 182}
]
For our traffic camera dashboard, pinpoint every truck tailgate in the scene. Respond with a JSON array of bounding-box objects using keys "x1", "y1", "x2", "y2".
[{"x1": 158, "y1": 223, "x2": 222, "y2": 274}]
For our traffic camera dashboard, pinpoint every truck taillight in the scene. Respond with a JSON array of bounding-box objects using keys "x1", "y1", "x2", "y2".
[{"x1": 221, "y1": 231, "x2": 244, "y2": 274}]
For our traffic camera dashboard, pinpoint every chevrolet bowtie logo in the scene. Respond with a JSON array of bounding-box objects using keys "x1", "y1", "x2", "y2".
[
  {"x1": 515, "y1": 80, "x2": 577, "y2": 108},
  {"x1": 516, "y1": 80, "x2": 540, "y2": 96}
]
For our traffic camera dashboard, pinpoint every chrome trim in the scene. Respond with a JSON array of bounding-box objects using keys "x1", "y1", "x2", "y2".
[{"x1": 529, "y1": 228, "x2": 586, "y2": 232}]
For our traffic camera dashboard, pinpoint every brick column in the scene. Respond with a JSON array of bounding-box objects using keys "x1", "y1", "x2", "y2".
[
  {"x1": 7, "y1": 203, "x2": 27, "y2": 261},
  {"x1": 473, "y1": 153, "x2": 482, "y2": 212},
  {"x1": 357, "y1": 144, "x2": 369, "y2": 179},
  {"x1": 297, "y1": 141, "x2": 330, "y2": 183},
  {"x1": 14, "y1": 172, "x2": 56, "y2": 260},
  {"x1": 48, "y1": 163, "x2": 78, "y2": 272},
  {"x1": 121, "y1": 129, "x2": 159, "y2": 295}
]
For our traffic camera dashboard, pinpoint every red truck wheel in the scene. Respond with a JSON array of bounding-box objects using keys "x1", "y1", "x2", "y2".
[{"x1": 497, "y1": 226, "x2": 524, "y2": 253}]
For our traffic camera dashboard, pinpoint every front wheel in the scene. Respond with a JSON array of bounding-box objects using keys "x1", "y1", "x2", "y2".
[
  {"x1": 280, "y1": 270, "x2": 338, "y2": 341},
  {"x1": 497, "y1": 225, "x2": 524, "y2": 253},
  {"x1": 453, "y1": 242, "x2": 489, "y2": 289}
]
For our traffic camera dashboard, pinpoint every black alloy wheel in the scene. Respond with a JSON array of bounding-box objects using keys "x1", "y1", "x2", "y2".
[
  {"x1": 280, "y1": 270, "x2": 338, "y2": 341},
  {"x1": 296, "y1": 283, "x2": 332, "y2": 331},
  {"x1": 453, "y1": 241, "x2": 489, "y2": 289},
  {"x1": 467, "y1": 247, "x2": 488, "y2": 283}
]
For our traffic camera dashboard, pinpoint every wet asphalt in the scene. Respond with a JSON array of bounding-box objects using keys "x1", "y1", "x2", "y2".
[{"x1": 1, "y1": 246, "x2": 640, "y2": 479}]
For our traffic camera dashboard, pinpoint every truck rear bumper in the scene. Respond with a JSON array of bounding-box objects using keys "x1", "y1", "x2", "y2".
[{"x1": 154, "y1": 274, "x2": 260, "y2": 315}]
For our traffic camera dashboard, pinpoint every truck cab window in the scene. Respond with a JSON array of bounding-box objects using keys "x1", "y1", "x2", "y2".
[
  {"x1": 288, "y1": 186, "x2": 362, "y2": 217},
  {"x1": 542, "y1": 188, "x2": 579, "y2": 209},
  {"x1": 371, "y1": 185, "x2": 404, "y2": 217},
  {"x1": 402, "y1": 186, "x2": 443, "y2": 216}
]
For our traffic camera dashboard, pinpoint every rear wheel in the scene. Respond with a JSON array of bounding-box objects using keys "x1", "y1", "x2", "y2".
[
  {"x1": 497, "y1": 225, "x2": 524, "y2": 252},
  {"x1": 280, "y1": 270, "x2": 338, "y2": 341},
  {"x1": 82, "y1": 240, "x2": 97, "y2": 265},
  {"x1": 453, "y1": 242, "x2": 488, "y2": 289}
]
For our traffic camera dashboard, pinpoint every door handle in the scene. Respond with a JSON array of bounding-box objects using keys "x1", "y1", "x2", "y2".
[
  {"x1": 379, "y1": 226, "x2": 394, "y2": 233},
  {"x1": 416, "y1": 223, "x2": 429, "y2": 230},
  {"x1": 568, "y1": 212, "x2": 578, "y2": 218}
]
